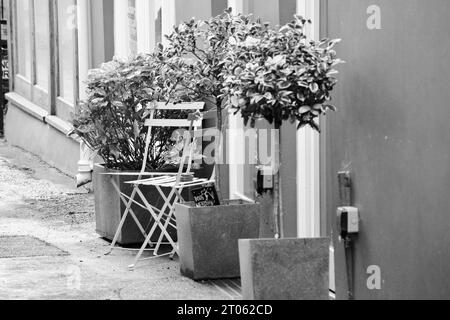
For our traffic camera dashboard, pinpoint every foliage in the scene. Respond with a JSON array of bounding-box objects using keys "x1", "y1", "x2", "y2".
[
  {"x1": 161, "y1": 8, "x2": 267, "y2": 108},
  {"x1": 72, "y1": 54, "x2": 200, "y2": 171},
  {"x1": 159, "y1": 8, "x2": 271, "y2": 198},
  {"x1": 217, "y1": 15, "x2": 343, "y2": 238},
  {"x1": 220, "y1": 15, "x2": 343, "y2": 131}
]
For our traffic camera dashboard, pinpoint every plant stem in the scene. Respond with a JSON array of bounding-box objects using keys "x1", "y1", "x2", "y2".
[
  {"x1": 273, "y1": 121, "x2": 283, "y2": 239},
  {"x1": 212, "y1": 97, "x2": 223, "y2": 202}
]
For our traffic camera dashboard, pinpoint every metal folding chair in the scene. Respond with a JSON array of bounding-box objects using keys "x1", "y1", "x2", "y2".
[{"x1": 106, "y1": 101, "x2": 213, "y2": 269}]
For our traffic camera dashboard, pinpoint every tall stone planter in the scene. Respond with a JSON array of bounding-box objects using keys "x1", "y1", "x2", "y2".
[
  {"x1": 93, "y1": 164, "x2": 179, "y2": 245},
  {"x1": 239, "y1": 238, "x2": 330, "y2": 300},
  {"x1": 175, "y1": 200, "x2": 261, "y2": 281}
]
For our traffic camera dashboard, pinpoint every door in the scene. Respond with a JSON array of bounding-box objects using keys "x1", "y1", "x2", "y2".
[{"x1": 325, "y1": 0, "x2": 450, "y2": 299}]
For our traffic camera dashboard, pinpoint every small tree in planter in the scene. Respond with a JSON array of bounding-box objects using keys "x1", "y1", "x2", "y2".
[
  {"x1": 163, "y1": 10, "x2": 269, "y2": 280},
  {"x1": 220, "y1": 16, "x2": 343, "y2": 299},
  {"x1": 72, "y1": 54, "x2": 201, "y2": 245},
  {"x1": 161, "y1": 8, "x2": 269, "y2": 200}
]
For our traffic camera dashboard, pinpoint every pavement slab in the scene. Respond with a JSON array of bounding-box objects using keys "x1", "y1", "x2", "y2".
[{"x1": 0, "y1": 140, "x2": 237, "y2": 300}]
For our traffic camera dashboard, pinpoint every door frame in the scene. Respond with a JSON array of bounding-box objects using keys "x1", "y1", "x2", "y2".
[
  {"x1": 319, "y1": 0, "x2": 329, "y2": 237},
  {"x1": 296, "y1": 0, "x2": 324, "y2": 238}
]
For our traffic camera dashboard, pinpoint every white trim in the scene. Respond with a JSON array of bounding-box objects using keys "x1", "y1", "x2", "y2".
[
  {"x1": 161, "y1": 0, "x2": 175, "y2": 47},
  {"x1": 77, "y1": 0, "x2": 91, "y2": 100},
  {"x1": 136, "y1": 0, "x2": 155, "y2": 53},
  {"x1": 228, "y1": 0, "x2": 242, "y2": 201},
  {"x1": 228, "y1": 0, "x2": 251, "y2": 14},
  {"x1": 228, "y1": 109, "x2": 246, "y2": 201},
  {"x1": 114, "y1": 0, "x2": 131, "y2": 57},
  {"x1": 297, "y1": 0, "x2": 321, "y2": 238}
]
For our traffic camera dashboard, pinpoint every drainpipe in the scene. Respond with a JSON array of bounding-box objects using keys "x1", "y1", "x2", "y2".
[
  {"x1": 76, "y1": 0, "x2": 94, "y2": 188},
  {"x1": 77, "y1": 142, "x2": 95, "y2": 188}
]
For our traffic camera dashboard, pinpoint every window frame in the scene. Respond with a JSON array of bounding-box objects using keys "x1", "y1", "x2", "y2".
[
  {"x1": 54, "y1": 0, "x2": 79, "y2": 121},
  {"x1": 13, "y1": 0, "x2": 51, "y2": 111},
  {"x1": 11, "y1": 0, "x2": 79, "y2": 119}
]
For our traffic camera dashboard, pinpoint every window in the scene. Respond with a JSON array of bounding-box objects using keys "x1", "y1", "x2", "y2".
[
  {"x1": 16, "y1": 0, "x2": 32, "y2": 80},
  {"x1": 12, "y1": 0, "x2": 79, "y2": 119},
  {"x1": 34, "y1": 0, "x2": 50, "y2": 91},
  {"x1": 115, "y1": 0, "x2": 165, "y2": 56},
  {"x1": 14, "y1": 0, "x2": 50, "y2": 109},
  {"x1": 57, "y1": 0, "x2": 76, "y2": 105}
]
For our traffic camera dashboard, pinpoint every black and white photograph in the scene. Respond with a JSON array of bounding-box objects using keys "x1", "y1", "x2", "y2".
[{"x1": 0, "y1": 0, "x2": 449, "y2": 303}]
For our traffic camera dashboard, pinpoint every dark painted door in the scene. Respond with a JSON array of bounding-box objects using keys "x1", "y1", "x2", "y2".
[{"x1": 325, "y1": 0, "x2": 450, "y2": 299}]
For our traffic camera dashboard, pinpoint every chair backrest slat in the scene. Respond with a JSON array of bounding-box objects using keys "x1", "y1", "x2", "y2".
[
  {"x1": 154, "y1": 102, "x2": 205, "y2": 110},
  {"x1": 140, "y1": 102, "x2": 219, "y2": 186},
  {"x1": 145, "y1": 119, "x2": 203, "y2": 128},
  {"x1": 140, "y1": 102, "x2": 205, "y2": 182}
]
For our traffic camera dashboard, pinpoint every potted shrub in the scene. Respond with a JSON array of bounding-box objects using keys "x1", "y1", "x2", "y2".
[
  {"x1": 220, "y1": 16, "x2": 343, "y2": 299},
  {"x1": 72, "y1": 54, "x2": 202, "y2": 245},
  {"x1": 161, "y1": 8, "x2": 269, "y2": 199},
  {"x1": 164, "y1": 10, "x2": 266, "y2": 280}
]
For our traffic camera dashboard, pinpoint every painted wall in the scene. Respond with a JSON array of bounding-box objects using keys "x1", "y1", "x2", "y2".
[{"x1": 325, "y1": 0, "x2": 450, "y2": 299}]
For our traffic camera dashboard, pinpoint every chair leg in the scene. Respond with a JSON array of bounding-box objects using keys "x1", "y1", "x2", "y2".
[
  {"x1": 136, "y1": 187, "x2": 178, "y2": 250},
  {"x1": 111, "y1": 180, "x2": 148, "y2": 241},
  {"x1": 153, "y1": 186, "x2": 184, "y2": 256},
  {"x1": 154, "y1": 208, "x2": 176, "y2": 256},
  {"x1": 107, "y1": 185, "x2": 140, "y2": 255},
  {"x1": 129, "y1": 188, "x2": 178, "y2": 268},
  {"x1": 128, "y1": 230, "x2": 154, "y2": 270},
  {"x1": 137, "y1": 187, "x2": 176, "y2": 252}
]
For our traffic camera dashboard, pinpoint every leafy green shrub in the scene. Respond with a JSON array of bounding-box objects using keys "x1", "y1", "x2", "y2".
[
  {"x1": 220, "y1": 15, "x2": 343, "y2": 131},
  {"x1": 72, "y1": 54, "x2": 200, "y2": 171},
  {"x1": 219, "y1": 15, "x2": 343, "y2": 238},
  {"x1": 160, "y1": 8, "x2": 268, "y2": 197},
  {"x1": 162, "y1": 8, "x2": 267, "y2": 107}
]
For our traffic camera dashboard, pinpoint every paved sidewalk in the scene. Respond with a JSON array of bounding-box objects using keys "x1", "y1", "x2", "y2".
[{"x1": 0, "y1": 140, "x2": 236, "y2": 300}]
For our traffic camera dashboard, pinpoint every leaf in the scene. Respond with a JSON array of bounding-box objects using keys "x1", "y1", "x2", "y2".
[
  {"x1": 326, "y1": 70, "x2": 339, "y2": 76},
  {"x1": 299, "y1": 106, "x2": 311, "y2": 114},
  {"x1": 324, "y1": 104, "x2": 338, "y2": 112},
  {"x1": 112, "y1": 101, "x2": 125, "y2": 108},
  {"x1": 278, "y1": 81, "x2": 291, "y2": 90},
  {"x1": 309, "y1": 83, "x2": 319, "y2": 93},
  {"x1": 251, "y1": 94, "x2": 265, "y2": 104},
  {"x1": 230, "y1": 96, "x2": 239, "y2": 107},
  {"x1": 309, "y1": 120, "x2": 321, "y2": 133},
  {"x1": 313, "y1": 104, "x2": 322, "y2": 110},
  {"x1": 264, "y1": 92, "x2": 273, "y2": 100}
]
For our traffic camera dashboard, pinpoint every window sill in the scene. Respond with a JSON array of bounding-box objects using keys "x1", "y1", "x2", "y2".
[
  {"x1": 46, "y1": 115, "x2": 73, "y2": 136},
  {"x1": 6, "y1": 92, "x2": 78, "y2": 141},
  {"x1": 5, "y1": 92, "x2": 49, "y2": 122}
]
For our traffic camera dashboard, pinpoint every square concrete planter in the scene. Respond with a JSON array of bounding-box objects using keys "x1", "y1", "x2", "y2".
[
  {"x1": 239, "y1": 238, "x2": 330, "y2": 300},
  {"x1": 175, "y1": 200, "x2": 261, "y2": 281},
  {"x1": 93, "y1": 164, "x2": 179, "y2": 245}
]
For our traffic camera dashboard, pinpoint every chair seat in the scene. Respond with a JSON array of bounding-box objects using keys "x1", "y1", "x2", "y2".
[{"x1": 126, "y1": 175, "x2": 210, "y2": 189}]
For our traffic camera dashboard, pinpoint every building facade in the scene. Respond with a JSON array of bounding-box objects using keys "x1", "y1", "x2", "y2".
[
  {"x1": 6, "y1": 0, "x2": 450, "y2": 300},
  {"x1": 6, "y1": 0, "x2": 322, "y2": 240}
]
